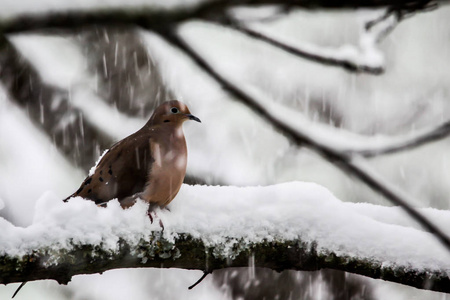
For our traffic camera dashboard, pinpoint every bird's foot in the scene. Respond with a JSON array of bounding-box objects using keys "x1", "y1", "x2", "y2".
[{"x1": 147, "y1": 209, "x2": 164, "y2": 231}]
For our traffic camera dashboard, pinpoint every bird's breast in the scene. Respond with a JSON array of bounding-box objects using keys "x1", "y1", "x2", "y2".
[{"x1": 143, "y1": 130, "x2": 187, "y2": 206}]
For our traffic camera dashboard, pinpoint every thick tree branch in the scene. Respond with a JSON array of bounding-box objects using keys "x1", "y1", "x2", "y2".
[
  {"x1": 154, "y1": 26, "x2": 450, "y2": 253},
  {"x1": 1, "y1": 233, "x2": 449, "y2": 293},
  {"x1": 0, "y1": 1, "x2": 439, "y2": 36}
]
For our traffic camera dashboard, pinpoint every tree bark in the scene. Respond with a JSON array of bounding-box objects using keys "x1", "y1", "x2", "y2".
[{"x1": 1, "y1": 233, "x2": 449, "y2": 294}]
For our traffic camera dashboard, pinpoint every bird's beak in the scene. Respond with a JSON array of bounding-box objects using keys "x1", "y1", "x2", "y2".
[{"x1": 186, "y1": 114, "x2": 201, "y2": 123}]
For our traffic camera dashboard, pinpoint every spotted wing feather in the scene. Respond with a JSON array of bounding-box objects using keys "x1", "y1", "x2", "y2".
[{"x1": 66, "y1": 132, "x2": 154, "y2": 205}]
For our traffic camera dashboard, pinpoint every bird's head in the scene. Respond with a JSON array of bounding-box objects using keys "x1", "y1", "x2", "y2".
[{"x1": 149, "y1": 100, "x2": 201, "y2": 126}]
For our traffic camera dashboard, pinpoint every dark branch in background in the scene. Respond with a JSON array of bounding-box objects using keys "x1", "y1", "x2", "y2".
[
  {"x1": 0, "y1": 1, "x2": 437, "y2": 79},
  {"x1": 365, "y1": 0, "x2": 437, "y2": 30},
  {"x1": 0, "y1": 30, "x2": 204, "y2": 184},
  {"x1": 75, "y1": 27, "x2": 174, "y2": 118},
  {"x1": 349, "y1": 120, "x2": 450, "y2": 157},
  {"x1": 215, "y1": 19, "x2": 384, "y2": 74},
  {"x1": 1, "y1": 234, "x2": 450, "y2": 294},
  {"x1": 364, "y1": 0, "x2": 437, "y2": 42},
  {"x1": 0, "y1": 36, "x2": 111, "y2": 170},
  {"x1": 154, "y1": 26, "x2": 450, "y2": 254},
  {"x1": 0, "y1": 0, "x2": 440, "y2": 36},
  {"x1": 0, "y1": 0, "x2": 441, "y2": 234}
]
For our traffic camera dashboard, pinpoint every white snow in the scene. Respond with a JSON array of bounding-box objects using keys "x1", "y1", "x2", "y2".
[
  {"x1": 0, "y1": 86, "x2": 84, "y2": 227},
  {"x1": 10, "y1": 35, "x2": 144, "y2": 140},
  {"x1": 70, "y1": 88, "x2": 144, "y2": 140},
  {"x1": 346, "y1": 202, "x2": 450, "y2": 233},
  {"x1": 1, "y1": 182, "x2": 449, "y2": 275},
  {"x1": 10, "y1": 35, "x2": 89, "y2": 89},
  {"x1": 89, "y1": 149, "x2": 109, "y2": 176}
]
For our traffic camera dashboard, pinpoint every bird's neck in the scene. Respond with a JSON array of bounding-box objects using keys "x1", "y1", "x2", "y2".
[{"x1": 152, "y1": 124, "x2": 185, "y2": 147}]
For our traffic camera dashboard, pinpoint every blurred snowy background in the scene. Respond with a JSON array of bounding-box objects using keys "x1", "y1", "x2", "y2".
[{"x1": 1, "y1": 1, "x2": 450, "y2": 299}]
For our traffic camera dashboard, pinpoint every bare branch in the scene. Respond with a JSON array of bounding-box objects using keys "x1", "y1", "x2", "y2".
[
  {"x1": 154, "y1": 26, "x2": 450, "y2": 253},
  {"x1": 215, "y1": 20, "x2": 384, "y2": 74},
  {"x1": 348, "y1": 120, "x2": 450, "y2": 157},
  {"x1": 365, "y1": 0, "x2": 437, "y2": 30}
]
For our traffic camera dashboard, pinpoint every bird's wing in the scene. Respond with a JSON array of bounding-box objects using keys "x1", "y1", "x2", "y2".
[{"x1": 69, "y1": 132, "x2": 154, "y2": 204}]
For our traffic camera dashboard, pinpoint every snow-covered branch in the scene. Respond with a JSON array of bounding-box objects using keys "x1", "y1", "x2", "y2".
[
  {"x1": 346, "y1": 120, "x2": 450, "y2": 157},
  {"x1": 154, "y1": 26, "x2": 450, "y2": 254},
  {"x1": 214, "y1": 19, "x2": 385, "y2": 74},
  {"x1": 1, "y1": 183, "x2": 450, "y2": 293}
]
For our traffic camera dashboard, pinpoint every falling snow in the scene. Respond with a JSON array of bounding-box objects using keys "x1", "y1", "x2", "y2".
[{"x1": 2, "y1": 3, "x2": 450, "y2": 300}]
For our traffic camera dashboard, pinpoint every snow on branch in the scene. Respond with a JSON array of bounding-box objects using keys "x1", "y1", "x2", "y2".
[
  {"x1": 1, "y1": 183, "x2": 450, "y2": 293},
  {"x1": 220, "y1": 22, "x2": 384, "y2": 74},
  {"x1": 154, "y1": 26, "x2": 450, "y2": 254},
  {"x1": 345, "y1": 120, "x2": 450, "y2": 157},
  {"x1": 209, "y1": 6, "x2": 390, "y2": 75}
]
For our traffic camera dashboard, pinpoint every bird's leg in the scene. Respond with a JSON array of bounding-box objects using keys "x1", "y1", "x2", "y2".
[
  {"x1": 147, "y1": 204, "x2": 164, "y2": 230},
  {"x1": 146, "y1": 209, "x2": 154, "y2": 223}
]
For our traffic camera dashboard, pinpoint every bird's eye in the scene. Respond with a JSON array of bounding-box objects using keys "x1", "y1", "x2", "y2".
[{"x1": 171, "y1": 107, "x2": 179, "y2": 114}]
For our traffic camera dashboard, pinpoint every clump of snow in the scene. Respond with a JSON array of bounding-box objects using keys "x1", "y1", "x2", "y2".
[{"x1": 1, "y1": 182, "x2": 450, "y2": 274}]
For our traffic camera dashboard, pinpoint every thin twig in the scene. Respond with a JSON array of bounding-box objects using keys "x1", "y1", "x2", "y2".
[
  {"x1": 350, "y1": 121, "x2": 450, "y2": 157},
  {"x1": 155, "y1": 25, "x2": 450, "y2": 253},
  {"x1": 188, "y1": 271, "x2": 211, "y2": 289},
  {"x1": 11, "y1": 282, "x2": 26, "y2": 298},
  {"x1": 366, "y1": 0, "x2": 437, "y2": 30},
  {"x1": 214, "y1": 19, "x2": 384, "y2": 75}
]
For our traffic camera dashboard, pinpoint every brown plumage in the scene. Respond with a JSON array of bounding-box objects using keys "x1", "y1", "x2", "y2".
[{"x1": 64, "y1": 100, "x2": 201, "y2": 209}]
